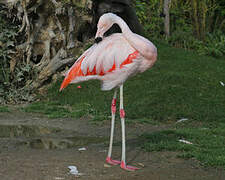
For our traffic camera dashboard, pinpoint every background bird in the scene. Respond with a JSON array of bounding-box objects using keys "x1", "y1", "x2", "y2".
[{"x1": 60, "y1": 13, "x2": 157, "y2": 171}]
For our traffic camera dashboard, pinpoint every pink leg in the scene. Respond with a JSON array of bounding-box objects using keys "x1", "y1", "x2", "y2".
[
  {"x1": 106, "y1": 89, "x2": 120, "y2": 166},
  {"x1": 119, "y1": 85, "x2": 139, "y2": 171}
]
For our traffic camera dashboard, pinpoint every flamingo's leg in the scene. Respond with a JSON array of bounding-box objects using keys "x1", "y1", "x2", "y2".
[
  {"x1": 119, "y1": 85, "x2": 139, "y2": 171},
  {"x1": 106, "y1": 89, "x2": 120, "y2": 165}
]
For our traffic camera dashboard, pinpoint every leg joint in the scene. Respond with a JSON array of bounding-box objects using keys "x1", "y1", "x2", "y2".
[
  {"x1": 111, "y1": 98, "x2": 116, "y2": 114},
  {"x1": 120, "y1": 109, "x2": 125, "y2": 118}
]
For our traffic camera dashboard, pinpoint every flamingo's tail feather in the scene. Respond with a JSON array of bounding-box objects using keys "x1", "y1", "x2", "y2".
[{"x1": 59, "y1": 57, "x2": 85, "y2": 91}]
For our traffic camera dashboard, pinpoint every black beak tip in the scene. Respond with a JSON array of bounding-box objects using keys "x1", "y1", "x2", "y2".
[{"x1": 95, "y1": 37, "x2": 102, "y2": 44}]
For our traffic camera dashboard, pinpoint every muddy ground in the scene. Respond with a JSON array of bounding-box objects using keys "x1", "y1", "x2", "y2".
[{"x1": 0, "y1": 108, "x2": 224, "y2": 180}]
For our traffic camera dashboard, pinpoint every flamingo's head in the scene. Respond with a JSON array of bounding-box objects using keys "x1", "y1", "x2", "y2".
[{"x1": 95, "y1": 13, "x2": 117, "y2": 43}]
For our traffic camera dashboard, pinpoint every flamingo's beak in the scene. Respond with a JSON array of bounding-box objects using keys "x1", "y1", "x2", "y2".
[
  {"x1": 95, "y1": 37, "x2": 102, "y2": 43},
  {"x1": 95, "y1": 28, "x2": 103, "y2": 43}
]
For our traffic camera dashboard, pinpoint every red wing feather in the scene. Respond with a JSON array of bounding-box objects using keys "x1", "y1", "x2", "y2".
[
  {"x1": 60, "y1": 56, "x2": 85, "y2": 91},
  {"x1": 59, "y1": 51, "x2": 138, "y2": 91}
]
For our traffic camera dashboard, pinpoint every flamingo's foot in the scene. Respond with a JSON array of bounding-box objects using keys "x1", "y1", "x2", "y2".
[
  {"x1": 106, "y1": 156, "x2": 121, "y2": 165},
  {"x1": 120, "y1": 161, "x2": 139, "y2": 171}
]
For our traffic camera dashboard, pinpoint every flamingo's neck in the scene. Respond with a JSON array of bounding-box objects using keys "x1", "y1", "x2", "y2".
[
  {"x1": 114, "y1": 16, "x2": 132, "y2": 36},
  {"x1": 112, "y1": 14, "x2": 157, "y2": 61}
]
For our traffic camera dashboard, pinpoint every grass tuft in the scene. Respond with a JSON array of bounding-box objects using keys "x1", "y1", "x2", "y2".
[
  {"x1": 141, "y1": 123, "x2": 225, "y2": 167},
  {"x1": 0, "y1": 106, "x2": 9, "y2": 112}
]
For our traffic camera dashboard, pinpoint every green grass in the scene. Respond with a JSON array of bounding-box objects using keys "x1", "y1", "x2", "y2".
[
  {"x1": 24, "y1": 101, "x2": 95, "y2": 119},
  {"x1": 0, "y1": 106, "x2": 9, "y2": 112},
  {"x1": 25, "y1": 42, "x2": 225, "y2": 168},
  {"x1": 141, "y1": 121, "x2": 225, "y2": 167}
]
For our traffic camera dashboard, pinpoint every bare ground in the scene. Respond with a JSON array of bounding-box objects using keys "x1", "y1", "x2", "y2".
[{"x1": 0, "y1": 108, "x2": 224, "y2": 180}]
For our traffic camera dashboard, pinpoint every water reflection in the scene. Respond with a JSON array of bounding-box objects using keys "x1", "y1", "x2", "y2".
[{"x1": 0, "y1": 125, "x2": 106, "y2": 150}]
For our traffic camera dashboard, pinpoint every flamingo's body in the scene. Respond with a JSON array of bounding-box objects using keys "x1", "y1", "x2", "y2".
[
  {"x1": 60, "y1": 13, "x2": 157, "y2": 171},
  {"x1": 60, "y1": 33, "x2": 154, "y2": 91}
]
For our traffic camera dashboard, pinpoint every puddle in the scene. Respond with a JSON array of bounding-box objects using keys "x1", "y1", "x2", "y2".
[
  {"x1": 0, "y1": 124, "x2": 59, "y2": 138},
  {"x1": 0, "y1": 125, "x2": 106, "y2": 150},
  {"x1": 26, "y1": 136, "x2": 106, "y2": 150}
]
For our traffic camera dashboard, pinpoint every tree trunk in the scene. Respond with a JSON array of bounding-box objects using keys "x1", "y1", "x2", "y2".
[
  {"x1": 191, "y1": 0, "x2": 200, "y2": 38},
  {"x1": 191, "y1": 0, "x2": 206, "y2": 40},
  {"x1": 163, "y1": 0, "x2": 170, "y2": 37}
]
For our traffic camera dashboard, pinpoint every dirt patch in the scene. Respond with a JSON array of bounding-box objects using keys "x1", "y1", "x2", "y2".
[{"x1": 0, "y1": 109, "x2": 224, "y2": 180}]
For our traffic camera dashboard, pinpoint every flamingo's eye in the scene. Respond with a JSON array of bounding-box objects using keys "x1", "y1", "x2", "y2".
[{"x1": 98, "y1": 24, "x2": 104, "y2": 29}]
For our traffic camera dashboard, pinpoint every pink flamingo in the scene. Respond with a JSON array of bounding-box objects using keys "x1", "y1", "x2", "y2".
[{"x1": 60, "y1": 13, "x2": 157, "y2": 171}]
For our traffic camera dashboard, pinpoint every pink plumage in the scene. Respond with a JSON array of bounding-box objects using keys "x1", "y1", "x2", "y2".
[
  {"x1": 60, "y1": 15, "x2": 157, "y2": 91},
  {"x1": 60, "y1": 35, "x2": 153, "y2": 91},
  {"x1": 60, "y1": 13, "x2": 157, "y2": 171}
]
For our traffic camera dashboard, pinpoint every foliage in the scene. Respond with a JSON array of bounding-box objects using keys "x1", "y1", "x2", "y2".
[
  {"x1": 135, "y1": 0, "x2": 163, "y2": 37},
  {"x1": 0, "y1": 6, "x2": 18, "y2": 91},
  {"x1": 167, "y1": 29, "x2": 225, "y2": 57},
  {"x1": 134, "y1": 0, "x2": 225, "y2": 58},
  {"x1": 198, "y1": 31, "x2": 225, "y2": 57},
  {"x1": 0, "y1": 5, "x2": 35, "y2": 103}
]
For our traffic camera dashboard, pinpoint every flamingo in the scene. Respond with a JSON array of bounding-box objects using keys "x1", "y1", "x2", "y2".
[{"x1": 60, "y1": 13, "x2": 157, "y2": 171}]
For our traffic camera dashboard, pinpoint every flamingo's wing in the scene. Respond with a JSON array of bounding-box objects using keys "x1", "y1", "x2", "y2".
[{"x1": 60, "y1": 34, "x2": 138, "y2": 91}]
